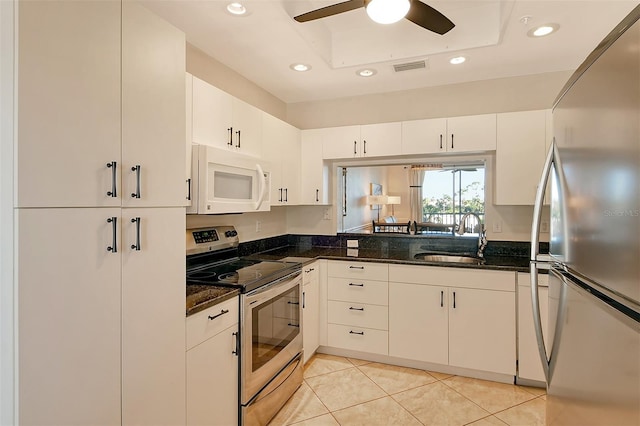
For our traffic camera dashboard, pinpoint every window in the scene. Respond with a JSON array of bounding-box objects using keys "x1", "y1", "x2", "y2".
[{"x1": 419, "y1": 166, "x2": 485, "y2": 235}]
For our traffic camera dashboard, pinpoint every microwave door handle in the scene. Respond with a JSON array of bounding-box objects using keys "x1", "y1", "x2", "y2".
[{"x1": 254, "y1": 163, "x2": 266, "y2": 210}]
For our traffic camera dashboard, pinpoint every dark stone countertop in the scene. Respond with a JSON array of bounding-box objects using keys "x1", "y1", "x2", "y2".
[
  {"x1": 249, "y1": 245, "x2": 532, "y2": 272},
  {"x1": 186, "y1": 285, "x2": 239, "y2": 317}
]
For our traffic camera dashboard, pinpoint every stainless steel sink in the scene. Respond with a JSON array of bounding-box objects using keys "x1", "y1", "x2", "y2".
[{"x1": 414, "y1": 253, "x2": 484, "y2": 264}]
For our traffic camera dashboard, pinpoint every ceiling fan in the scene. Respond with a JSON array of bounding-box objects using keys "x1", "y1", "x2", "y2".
[{"x1": 293, "y1": 0, "x2": 455, "y2": 35}]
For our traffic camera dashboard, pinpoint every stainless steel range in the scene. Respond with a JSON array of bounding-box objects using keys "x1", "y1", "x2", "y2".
[{"x1": 186, "y1": 226, "x2": 303, "y2": 426}]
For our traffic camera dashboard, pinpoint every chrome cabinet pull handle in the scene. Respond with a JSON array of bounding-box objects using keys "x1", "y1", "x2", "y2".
[
  {"x1": 316, "y1": 189, "x2": 319, "y2": 202},
  {"x1": 227, "y1": 127, "x2": 233, "y2": 146},
  {"x1": 186, "y1": 178, "x2": 191, "y2": 201},
  {"x1": 106, "y1": 162, "x2": 117, "y2": 197},
  {"x1": 349, "y1": 330, "x2": 364, "y2": 335},
  {"x1": 232, "y1": 331, "x2": 239, "y2": 356},
  {"x1": 208, "y1": 309, "x2": 229, "y2": 321},
  {"x1": 130, "y1": 217, "x2": 141, "y2": 251},
  {"x1": 348, "y1": 282, "x2": 364, "y2": 287},
  {"x1": 349, "y1": 306, "x2": 364, "y2": 311},
  {"x1": 235, "y1": 130, "x2": 241, "y2": 148},
  {"x1": 131, "y1": 165, "x2": 141, "y2": 198},
  {"x1": 349, "y1": 265, "x2": 364, "y2": 270},
  {"x1": 107, "y1": 217, "x2": 117, "y2": 253},
  {"x1": 440, "y1": 290, "x2": 444, "y2": 307}
]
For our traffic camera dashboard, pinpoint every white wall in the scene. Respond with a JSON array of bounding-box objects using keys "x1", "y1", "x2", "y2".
[
  {"x1": 186, "y1": 208, "x2": 288, "y2": 243},
  {"x1": 0, "y1": 1, "x2": 15, "y2": 423},
  {"x1": 286, "y1": 71, "x2": 572, "y2": 129}
]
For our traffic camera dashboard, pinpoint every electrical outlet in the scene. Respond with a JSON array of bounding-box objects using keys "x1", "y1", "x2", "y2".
[
  {"x1": 323, "y1": 207, "x2": 331, "y2": 220},
  {"x1": 492, "y1": 220, "x2": 503, "y2": 233},
  {"x1": 541, "y1": 219, "x2": 549, "y2": 233},
  {"x1": 255, "y1": 220, "x2": 261, "y2": 233},
  {"x1": 347, "y1": 240, "x2": 359, "y2": 248}
]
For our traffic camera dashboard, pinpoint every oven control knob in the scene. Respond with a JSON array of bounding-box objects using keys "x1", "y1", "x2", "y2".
[{"x1": 225, "y1": 230, "x2": 237, "y2": 238}]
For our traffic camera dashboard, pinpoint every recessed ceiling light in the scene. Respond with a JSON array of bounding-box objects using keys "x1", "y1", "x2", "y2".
[
  {"x1": 290, "y1": 63, "x2": 311, "y2": 72},
  {"x1": 449, "y1": 56, "x2": 466, "y2": 65},
  {"x1": 226, "y1": 2, "x2": 247, "y2": 15},
  {"x1": 356, "y1": 68, "x2": 377, "y2": 77},
  {"x1": 528, "y1": 23, "x2": 559, "y2": 37}
]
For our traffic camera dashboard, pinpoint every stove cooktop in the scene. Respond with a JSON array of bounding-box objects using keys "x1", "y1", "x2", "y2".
[{"x1": 186, "y1": 258, "x2": 301, "y2": 293}]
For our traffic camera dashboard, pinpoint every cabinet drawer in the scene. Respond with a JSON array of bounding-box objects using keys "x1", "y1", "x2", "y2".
[
  {"x1": 186, "y1": 297, "x2": 239, "y2": 350},
  {"x1": 328, "y1": 261, "x2": 388, "y2": 281},
  {"x1": 328, "y1": 301, "x2": 388, "y2": 330},
  {"x1": 328, "y1": 278, "x2": 388, "y2": 305},
  {"x1": 303, "y1": 263, "x2": 320, "y2": 285},
  {"x1": 389, "y1": 264, "x2": 514, "y2": 292},
  {"x1": 327, "y1": 324, "x2": 388, "y2": 355}
]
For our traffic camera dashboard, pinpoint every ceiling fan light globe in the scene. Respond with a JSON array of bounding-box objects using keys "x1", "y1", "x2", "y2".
[{"x1": 366, "y1": 0, "x2": 410, "y2": 25}]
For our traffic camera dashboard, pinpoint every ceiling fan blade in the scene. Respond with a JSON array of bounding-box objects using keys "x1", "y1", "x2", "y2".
[
  {"x1": 294, "y1": 0, "x2": 365, "y2": 23},
  {"x1": 405, "y1": 1, "x2": 454, "y2": 35}
]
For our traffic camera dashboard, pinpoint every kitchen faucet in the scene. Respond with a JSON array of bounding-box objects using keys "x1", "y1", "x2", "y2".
[{"x1": 457, "y1": 212, "x2": 488, "y2": 258}]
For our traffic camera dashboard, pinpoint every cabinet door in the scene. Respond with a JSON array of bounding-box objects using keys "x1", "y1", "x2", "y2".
[
  {"x1": 262, "y1": 113, "x2": 285, "y2": 205},
  {"x1": 187, "y1": 324, "x2": 239, "y2": 426},
  {"x1": 18, "y1": 208, "x2": 122, "y2": 425},
  {"x1": 303, "y1": 267, "x2": 320, "y2": 363},
  {"x1": 322, "y1": 125, "x2": 361, "y2": 159},
  {"x1": 446, "y1": 114, "x2": 497, "y2": 152},
  {"x1": 232, "y1": 98, "x2": 262, "y2": 157},
  {"x1": 192, "y1": 76, "x2": 233, "y2": 149},
  {"x1": 186, "y1": 73, "x2": 194, "y2": 208},
  {"x1": 122, "y1": 2, "x2": 186, "y2": 208},
  {"x1": 281, "y1": 123, "x2": 301, "y2": 205},
  {"x1": 449, "y1": 287, "x2": 515, "y2": 375},
  {"x1": 17, "y1": 0, "x2": 121, "y2": 207},
  {"x1": 495, "y1": 110, "x2": 546, "y2": 205},
  {"x1": 389, "y1": 282, "x2": 448, "y2": 365},
  {"x1": 401, "y1": 118, "x2": 447, "y2": 154},
  {"x1": 300, "y1": 129, "x2": 329, "y2": 204},
  {"x1": 122, "y1": 207, "x2": 186, "y2": 425},
  {"x1": 360, "y1": 122, "x2": 402, "y2": 157}
]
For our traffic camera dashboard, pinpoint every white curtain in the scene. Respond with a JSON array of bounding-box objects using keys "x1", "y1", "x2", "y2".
[{"x1": 408, "y1": 166, "x2": 426, "y2": 223}]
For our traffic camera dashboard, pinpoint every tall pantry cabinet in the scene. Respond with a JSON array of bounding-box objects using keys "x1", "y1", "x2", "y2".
[{"x1": 16, "y1": 2, "x2": 186, "y2": 425}]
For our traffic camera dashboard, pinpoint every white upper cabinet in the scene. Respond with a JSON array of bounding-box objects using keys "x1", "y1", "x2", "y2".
[
  {"x1": 17, "y1": 0, "x2": 121, "y2": 207},
  {"x1": 192, "y1": 76, "x2": 233, "y2": 149},
  {"x1": 300, "y1": 129, "x2": 329, "y2": 205},
  {"x1": 401, "y1": 118, "x2": 448, "y2": 154},
  {"x1": 322, "y1": 123, "x2": 401, "y2": 159},
  {"x1": 446, "y1": 113, "x2": 497, "y2": 152},
  {"x1": 122, "y1": 1, "x2": 186, "y2": 208},
  {"x1": 262, "y1": 113, "x2": 300, "y2": 205},
  {"x1": 322, "y1": 125, "x2": 361, "y2": 159},
  {"x1": 359, "y1": 122, "x2": 402, "y2": 157},
  {"x1": 191, "y1": 76, "x2": 262, "y2": 157},
  {"x1": 495, "y1": 110, "x2": 548, "y2": 205},
  {"x1": 186, "y1": 73, "x2": 194, "y2": 208}
]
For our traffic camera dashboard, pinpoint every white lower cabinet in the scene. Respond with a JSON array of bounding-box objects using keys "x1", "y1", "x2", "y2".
[
  {"x1": 388, "y1": 265, "x2": 516, "y2": 376},
  {"x1": 303, "y1": 262, "x2": 321, "y2": 363},
  {"x1": 517, "y1": 272, "x2": 549, "y2": 382},
  {"x1": 17, "y1": 207, "x2": 186, "y2": 425},
  {"x1": 326, "y1": 261, "x2": 389, "y2": 356},
  {"x1": 186, "y1": 297, "x2": 239, "y2": 426},
  {"x1": 389, "y1": 283, "x2": 448, "y2": 365}
]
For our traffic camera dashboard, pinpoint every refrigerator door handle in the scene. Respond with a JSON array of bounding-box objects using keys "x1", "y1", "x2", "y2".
[{"x1": 530, "y1": 138, "x2": 557, "y2": 383}]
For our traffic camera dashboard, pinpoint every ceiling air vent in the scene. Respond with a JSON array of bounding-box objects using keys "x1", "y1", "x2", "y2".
[{"x1": 393, "y1": 59, "x2": 428, "y2": 72}]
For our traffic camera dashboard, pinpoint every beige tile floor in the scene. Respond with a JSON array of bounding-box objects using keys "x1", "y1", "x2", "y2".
[{"x1": 269, "y1": 354, "x2": 546, "y2": 426}]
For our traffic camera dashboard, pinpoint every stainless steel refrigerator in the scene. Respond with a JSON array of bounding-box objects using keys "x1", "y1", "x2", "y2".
[{"x1": 530, "y1": 5, "x2": 640, "y2": 426}]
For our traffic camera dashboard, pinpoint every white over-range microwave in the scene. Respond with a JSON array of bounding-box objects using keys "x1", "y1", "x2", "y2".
[{"x1": 187, "y1": 144, "x2": 271, "y2": 214}]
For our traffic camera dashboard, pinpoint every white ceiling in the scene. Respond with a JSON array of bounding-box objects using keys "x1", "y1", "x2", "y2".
[{"x1": 143, "y1": 0, "x2": 638, "y2": 104}]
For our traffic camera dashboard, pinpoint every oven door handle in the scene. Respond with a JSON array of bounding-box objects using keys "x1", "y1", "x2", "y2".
[{"x1": 245, "y1": 271, "x2": 302, "y2": 304}]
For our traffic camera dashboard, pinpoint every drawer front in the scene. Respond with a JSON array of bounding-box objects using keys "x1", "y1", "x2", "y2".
[
  {"x1": 186, "y1": 297, "x2": 239, "y2": 350},
  {"x1": 328, "y1": 278, "x2": 388, "y2": 305},
  {"x1": 303, "y1": 263, "x2": 320, "y2": 286},
  {"x1": 327, "y1": 324, "x2": 388, "y2": 355},
  {"x1": 389, "y1": 264, "x2": 514, "y2": 292},
  {"x1": 328, "y1": 261, "x2": 388, "y2": 281},
  {"x1": 328, "y1": 301, "x2": 388, "y2": 330}
]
